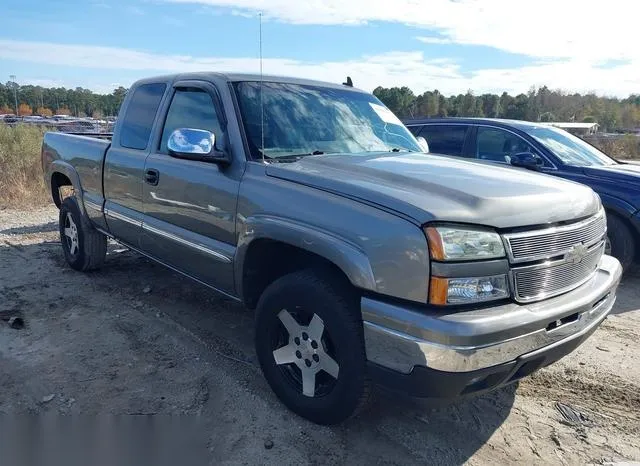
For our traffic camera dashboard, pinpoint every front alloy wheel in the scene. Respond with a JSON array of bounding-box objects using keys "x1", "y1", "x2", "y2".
[
  {"x1": 272, "y1": 309, "x2": 339, "y2": 397},
  {"x1": 255, "y1": 269, "x2": 370, "y2": 424}
]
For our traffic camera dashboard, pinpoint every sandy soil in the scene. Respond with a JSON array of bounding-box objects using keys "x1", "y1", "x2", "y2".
[{"x1": 1, "y1": 205, "x2": 639, "y2": 465}]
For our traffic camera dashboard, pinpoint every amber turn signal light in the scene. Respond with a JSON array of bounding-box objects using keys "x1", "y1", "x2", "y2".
[
  {"x1": 425, "y1": 227, "x2": 445, "y2": 261},
  {"x1": 429, "y1": 276, "x2": 449, "y2": 305}
]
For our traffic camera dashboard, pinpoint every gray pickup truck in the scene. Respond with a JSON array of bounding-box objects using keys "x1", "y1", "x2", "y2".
[{"x1": 42, "y1": 72, "x2": 622, "y2": 424}]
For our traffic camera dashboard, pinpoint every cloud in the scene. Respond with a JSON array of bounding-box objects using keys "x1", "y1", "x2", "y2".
[
  {"x1": 416, "y1": 36, "x2": 453, "y2": 44},
  {"x1": 416, "y1": 36, "x2": 453, "y2": 45},
  {"x1": 2, "y1": 39, "x2": 639, "y2": 97},
  {"x1": 164, "y1": 0, "x2": 638, "y2": 64}
]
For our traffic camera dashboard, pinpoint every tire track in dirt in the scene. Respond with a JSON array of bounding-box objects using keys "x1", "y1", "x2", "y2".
[{"x1": 518, "y1": 369, "x2": 640, "y2": 434}]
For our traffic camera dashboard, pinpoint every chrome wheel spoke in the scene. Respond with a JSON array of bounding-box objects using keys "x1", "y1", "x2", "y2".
[
  {"x1": 301, "y1": 368, "x2": 316, "y2": 397},
  {"x1": 307, "y1": 314, "x2": 324, "y2": 341},
  {"x1": 273, "y1": 344, "x2": 298, "y2": 365},
  {"x1": 319, "y1": 353, "x2": 339, "y2": 379},
  {"x1": 277, "y1": 309, "x2": 303, "y2": 335},
  {"x1": 64, "y1": 213, "x2": 79, "y2": 255},
  {"x1": 272, "y1": 310, "x2": 339, "y2": 398}
]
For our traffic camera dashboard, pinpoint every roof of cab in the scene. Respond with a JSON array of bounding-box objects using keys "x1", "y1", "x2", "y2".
[{"x1": 132, "y1": 72, "x2": 368, "y2": 93}]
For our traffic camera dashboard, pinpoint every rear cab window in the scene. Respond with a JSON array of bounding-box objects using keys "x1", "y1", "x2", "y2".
[
  {"x1": 119, "y1": 83, "x2": 167, "y2": 150},
  {"x1": 417, "y1": 125, "x2": 469, "y2": 157}
]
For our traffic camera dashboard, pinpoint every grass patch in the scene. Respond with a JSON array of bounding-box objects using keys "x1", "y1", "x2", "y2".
[
  {"x1": 587, "y1": 134, "x2": 640, "y2": 160},
  {"x1": 0, "y1": 125, "x2": 49, "y2": 208}
]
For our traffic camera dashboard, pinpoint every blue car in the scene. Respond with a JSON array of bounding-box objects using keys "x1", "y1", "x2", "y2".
[{"x1": 403, "y1": 118, "x2": 640, "y2": 270}]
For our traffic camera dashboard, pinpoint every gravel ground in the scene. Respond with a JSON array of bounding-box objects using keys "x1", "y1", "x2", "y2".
[{"x1": 1, "y1": 205, "x2": 639, "y2": 465}]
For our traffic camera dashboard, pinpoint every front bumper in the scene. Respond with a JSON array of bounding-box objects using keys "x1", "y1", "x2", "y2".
[{"x1": 362, "y1": 254, "x2": 622, "y2": 397}]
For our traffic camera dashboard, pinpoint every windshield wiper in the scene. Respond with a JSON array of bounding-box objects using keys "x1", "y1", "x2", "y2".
[{"x1": 265, "y1": 150, "x2": 325, "y2": 163}]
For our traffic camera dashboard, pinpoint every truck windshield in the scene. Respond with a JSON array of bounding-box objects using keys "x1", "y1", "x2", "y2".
[
  {"x1": 522, "y1": 126, "x2": 616, "y2": 167},
  {"x1": 234, "y1": 81, "x2": 422, "y2": 160}
]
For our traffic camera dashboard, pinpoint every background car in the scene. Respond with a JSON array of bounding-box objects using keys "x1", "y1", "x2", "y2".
[{"x1": 403, "y1": 117, "x2": 640, "y2": 270}]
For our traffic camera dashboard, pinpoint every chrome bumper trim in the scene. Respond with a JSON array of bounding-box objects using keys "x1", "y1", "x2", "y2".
[{"x1": 363, "y1": 255, "x2": 622, "y2": 374}]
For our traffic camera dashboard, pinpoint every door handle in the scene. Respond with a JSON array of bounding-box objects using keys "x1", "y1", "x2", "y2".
[{"x1": 144, "y1": 169, "x2": 159, "y2": 186}]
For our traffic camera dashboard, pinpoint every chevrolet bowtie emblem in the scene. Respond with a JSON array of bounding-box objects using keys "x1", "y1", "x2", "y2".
[{"x1": 565, "y1": 243, "x2": 588, "y2": 264}]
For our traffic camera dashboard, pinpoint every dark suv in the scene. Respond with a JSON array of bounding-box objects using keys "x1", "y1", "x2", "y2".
[{"x1": 404, "y1": 117, "x2": 640, "y2": 270}]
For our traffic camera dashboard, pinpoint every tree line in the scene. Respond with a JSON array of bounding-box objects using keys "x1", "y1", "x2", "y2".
[
  {"x1": 2, "y1": 80, "x2": 640, "y2": 131},
  {"x1": 374, "y1": 86, "x2": 640, "y2": 131},
  {"x1": 0, "y1": 81, "x2": 126, "y2": 118}
]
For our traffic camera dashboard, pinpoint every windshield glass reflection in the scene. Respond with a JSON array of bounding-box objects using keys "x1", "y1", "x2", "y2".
[{"x1": 234, "y1": 81, "x2": 421, "y2": 159}]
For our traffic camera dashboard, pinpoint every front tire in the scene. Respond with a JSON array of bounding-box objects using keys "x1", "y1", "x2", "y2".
[
  {"x1": 59, "y1": 197, "x2": 107, "y2": 271},
  {"x1": 254, "y1": 269, "x2": 371, "y2": 425},
  {"x1": 605, "y1": 213, "x2": 636, "y2": 271}
]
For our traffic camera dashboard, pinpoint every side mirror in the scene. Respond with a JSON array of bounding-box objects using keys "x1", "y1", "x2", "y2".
[
  {"x1": 167, "y1": 128, "x2": 230, "y2": 164},
  {"x1": 416, "y1": 136, "x2": 429, "y2": 153},
  {"x1": 510, "y1": 152, "x2": 543, "y2": 170}
]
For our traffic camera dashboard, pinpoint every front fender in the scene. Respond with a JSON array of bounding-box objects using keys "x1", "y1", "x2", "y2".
[{"x1": 234, "y1": 215, "x2": 377, "y2": 299}]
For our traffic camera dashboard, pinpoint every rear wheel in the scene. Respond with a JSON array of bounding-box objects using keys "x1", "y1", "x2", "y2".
[
  {"x1": 254, "y1": 269, "x2": 371, "y2": 424},
  {"x1": 605, "y1": 213, "x2": 636, "y2": 271},
  {"x1": 59, "y1": 197, "x2": 107, "y2": 271}
]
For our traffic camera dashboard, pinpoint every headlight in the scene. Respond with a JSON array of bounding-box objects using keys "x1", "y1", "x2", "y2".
[
  {"x1": 425, "y1": 226, "x2": 506, "y2": 261},
  {"x1": 430, "y1": 275, "x2": 509, "y2": 305}
]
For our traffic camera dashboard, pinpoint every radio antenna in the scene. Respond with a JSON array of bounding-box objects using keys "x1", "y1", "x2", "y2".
[{"x1": 259, "y1": 12, "x2": 265, "y2": 163}]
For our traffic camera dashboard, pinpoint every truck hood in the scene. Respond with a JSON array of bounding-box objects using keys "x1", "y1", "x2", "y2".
[{"x1": 266, "y1": 152, "x2": 600, "y2": 229}]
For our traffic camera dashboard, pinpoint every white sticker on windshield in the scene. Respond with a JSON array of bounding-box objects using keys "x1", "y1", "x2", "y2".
[{"x1": 369, "y1": 103, "x2": 403, "y2": 126}]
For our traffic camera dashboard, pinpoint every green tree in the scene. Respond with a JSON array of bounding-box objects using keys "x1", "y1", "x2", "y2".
[
  {"x1": 373, "y1": 86, "x2": 416, "y2": 117},
  {"x1": 480, "y1": 94, "x2": 501, "y2": 118}
]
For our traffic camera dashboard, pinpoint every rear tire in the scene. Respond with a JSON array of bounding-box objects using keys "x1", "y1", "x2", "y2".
[
  {"x1": 59, "y1": 197, "x2": 107, "y2": 271},
  {"x1": 254, "y1": 269, "x2": 371, "y2": 425},
  {"x1": 605, "y1": 213, "x2": 636, "y2": 271}
]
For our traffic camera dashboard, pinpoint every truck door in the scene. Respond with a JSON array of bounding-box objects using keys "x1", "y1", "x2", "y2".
[
  {"x1": 140, "y1": 80, "x2": 242, "y2": 296},
  {"x1": 103, "y1": 82, "x2": 167, "y2": 247}
]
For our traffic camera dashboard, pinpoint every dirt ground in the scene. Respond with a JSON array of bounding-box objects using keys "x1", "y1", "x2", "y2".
[{"x1": 1, "y1": 206, "x2": 639, "y2": 465}]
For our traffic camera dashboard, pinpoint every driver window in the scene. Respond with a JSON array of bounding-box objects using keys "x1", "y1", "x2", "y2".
[
  {"x1": 477, "y1": 127, "x2": 533, "y2": 164},
  {"x1": 160, "y1": 88, "x2": 223, "y2": 154}
]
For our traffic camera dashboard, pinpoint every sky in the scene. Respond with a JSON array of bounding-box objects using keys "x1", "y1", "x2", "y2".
[{"x1": 1, "y1": 0, "x2": 638, "y2": 97}]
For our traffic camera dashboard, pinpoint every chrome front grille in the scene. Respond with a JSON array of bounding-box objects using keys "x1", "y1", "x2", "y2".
[
  {"x1": 504, "y1": 212, "x2": 606, "y2": 263},
  {"x1": 512, "y1": 242, "x2": 604, "y2": 302},
  {"x1": 505, "y1": 211, "x2": 607, "y2": 303}
]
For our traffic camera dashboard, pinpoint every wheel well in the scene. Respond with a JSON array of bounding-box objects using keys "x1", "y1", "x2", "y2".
[
  {"x1": 51, "y1": 172, "x2": 73, "y2": 208},
  {"x1": 242, "y1": 239, "x2": 354, "y2": 309},
  {"x1": 606, "y1": 208, "x2": 640, "y2": 261}
]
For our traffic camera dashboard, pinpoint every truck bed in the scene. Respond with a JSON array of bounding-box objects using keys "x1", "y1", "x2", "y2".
[{"x1": 42, "y1": 131, "x2": 112, "y2": 209}]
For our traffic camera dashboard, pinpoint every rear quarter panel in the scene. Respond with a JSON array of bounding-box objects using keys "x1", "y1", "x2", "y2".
[{"x1": 42, "y1": 131, "x2": 110, "y2": 226}]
